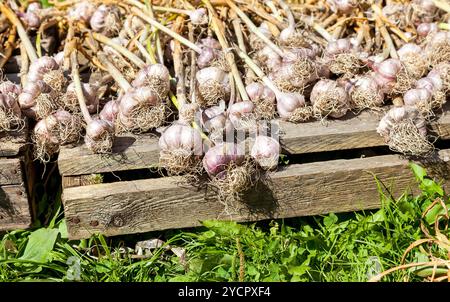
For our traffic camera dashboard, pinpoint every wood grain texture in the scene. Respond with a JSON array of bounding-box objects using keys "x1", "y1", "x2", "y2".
[
  {"x1": 0, "y1": 129, "x2": 27, "y2": 157},
  {"x1": 0, "y1": 158, "x2": 23, "y2": 185},
  {"x1": 0, "y1": 184, "x2": 32, "y2": 231},
  {"x1": 58, "y1": 134, "x2": 159, "y2": 176},
  {"x1": 63, "y1": 149, "x2": 450, "y2": 239},
  {"x1": 58, "y1": 106, "x2": 450, "y2": 176}
]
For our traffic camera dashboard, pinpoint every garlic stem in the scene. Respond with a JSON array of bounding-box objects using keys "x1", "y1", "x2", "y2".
[
  {"x1": 97, "y1": 53, "x2": 132, "y2": 91},
  {"x1": 303, "y1": 16, "x2": 333, "y2": 42},
  {"x1": 225, "y1": 0, "x2": 284, "y2": 57},
  {"x1": 236, "y1": 48, "x2": 281, "y2": 96},
  {"x1": 204, "y1": 0, "x2": 250, "y2": 102},
  {"x1": 439, "y1": 23, "x2": 450, "y2": 30},
  {"x1": 0, "y1": 3, "x2": 38, "y2": 62},
  {"x1": 20, "y1": 43, "x2": 29, "y2": 87},
  {"x1": 432, "y1": 0, "x2": 450, "y2": 13},
  {"x1": 188, "y1": 22, "x2": 197, "y2": 102},
  {"x1": 274, "y1": 0, "x2": 296, "y2": 29},
  {"x1": 173, "y1": 16, "x2": 187, "y2": 107},
  {"x1": 70, "y1": 50, "x2": 92, "y2": 123},
  {"x1": 145, "y1": 1, "x2": 164, "y2": 65},
  {"x1": 375, "y1": 16, "x2": 398, "y2": 59},
  {"x1": 125, "y1": 0, "x2": 190, "y2": 15},
  {"x1": 92, "y1": 32, "x2": 145, "y2": 68},
  {"x1": 131, "y1": 7, "x2": 202, "y2": 53}
]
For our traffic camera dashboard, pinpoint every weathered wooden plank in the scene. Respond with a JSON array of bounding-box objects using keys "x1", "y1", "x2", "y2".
[
  {"x1": 58, "y1": 106, "x2": 450, "y2": 176},
  {"x1": 0, "y1": 129, "x2": 28, "y2": 157},
  {"x1": 63, "y1": 149, "x2": 448, "y2": 240},
  {"x1": 58, "y1": 134, "x2": 159, "y2": 176},
  {"x1": 0, "y1": 184, "x2": 31, "y2": 231},
  {"x1": 0, "y1": 158, "x2": 23, "y2": 185},
  {"x1": 281, "y1": 106, "x2": 450, "y2": 154}
]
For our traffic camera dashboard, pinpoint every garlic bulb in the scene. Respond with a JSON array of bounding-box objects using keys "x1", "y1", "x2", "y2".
[
  {"x1": 159, "y1": 123, "x2": 203, "y2": 156},
  {"x1": 99, "y1": 100, "x2": 119, "y2": 123},
  {"x1": 117, "y1": 87, "x2": 165, "y2": 133},
  {"x1": 425, "y1": 31, "x2": 450, "y2": 66},
  {"x1": 256, "y1": 45, "x2": 282, "y2": 72},
  {"x1": 85, "y1": 119, "x2": 115, "y2": 154},
  {"x1": 158, "y1": 122, "x2": 204, "y2": 175},
  {"x1": 403, "y1": 88, "x2": 433, "y2": 116},
  {"x1": 250, "y1": 135, "x2": 280, "y2": 170},
  {"x1": 189, "y1": 8, "x2": 208, "y2": 25},
  {"x1": 32, "y1": 110, "x2": 81, "y2": 162},
  {"x1": 372, "y1": 58, "x2": 403, "y2": 94},
  {"x1": 326, "y1": 0, "x2": 357, "y2": 14},
  {"x1": 276, "y1": 92, "x2": 307, "y2": 120},
  {"x1": 64, "y1": 82, "x2": 99, "y2": 114},
  {"x1": 131, "y1": 64, "x2": 171, "y2": 100},
  {"x1": 349, "y1": 75, "x2": 384, "y2": 110},
  {"x1": 246, "y1": 82, "x2": 276, "y2": 120},
  {"x1": 228, "y1": 101, "x2": 256, "y2": 131},
  {"x1": 324, "y1": 38, "x2": 364, "y2": 77},
  {"x1": 68, "y1": 1, "x2": 96, "y2": 23},
  {"x1": 397, "y1": 43, "x2": 428, "y2": 79},
  {"x1": 310, "y1": 79, "x2": 349, "y2": 118},
  {"x1": 201, "y1": 105, "x2": 227, "y2": 133},
  {"x1": 203, "y1": 142, "x2": 245, "y2": 177},
  {"x1": 416, "y1": 23, "x2": 438, "y2": 37},
  {"x1": 196, "y1": 67, "x2": 231, "y2": 106},
  {"x1": 90, "y1": 4, "x2": 121, "y2": 37},
  {"x1": 377, "y1": 106, "x2": 431, "y2": 156}
]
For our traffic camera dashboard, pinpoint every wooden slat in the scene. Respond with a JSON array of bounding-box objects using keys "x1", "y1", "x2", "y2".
[
  {"x1": 0, "y1": 158, "x2": 22, "y2": 185},
  {"x1": 58, "y1": 135, "x2": 159, "y2": 176},
  {"x1": 0, "y1": 129, "x2": 28, "y2": 157},
  {"x1": 0, "y1": 184, "x2": 32, "y2": 231},
  {"x1": 58, "y1": 106, "x2": 450, "y2": 176},
  {"x1": 62, "y1": 149, "x2": 448, "y2": 240}
]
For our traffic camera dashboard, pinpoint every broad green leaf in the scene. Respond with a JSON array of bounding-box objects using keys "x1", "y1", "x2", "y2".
[
  {"x1": 420, "y1": 178, "x2": 444, "y2": 196},
  {"x1": 410, "y1": 163, "x2": 427, "y2": 181},
  {"x1": 323, "y1": 213, "x2": 338, "y2": 227},
  {"x1": 58, "y1": 219, "x2": 68, "y2": 239},
  {"x1": 19, "y1": 228, "x2": 59, "y2": 263}
]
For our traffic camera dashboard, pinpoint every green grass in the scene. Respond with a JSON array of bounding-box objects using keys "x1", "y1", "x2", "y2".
[{"x1": 1, "y1": 163, "x2": 449, "y2": 282}]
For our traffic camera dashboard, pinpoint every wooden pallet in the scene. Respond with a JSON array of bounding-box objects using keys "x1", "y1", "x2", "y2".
[
  {"x1": 59, "y1": 107, "x2": 450, "y2": 240},
  {"x1": 0, "y1": 129, "x2": 34, "y2": 231}
]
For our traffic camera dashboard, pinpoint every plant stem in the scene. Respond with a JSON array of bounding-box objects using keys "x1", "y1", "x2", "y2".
[
  {"x1": 173, "y1": 16, "x2": 187, "y2": 107},
  {"x1": 236, "y1": 47, "x2": 281, "y2": 96},
  {"x1": 204, "y1": 0, "x2": 249, "y2": 102},
  {"x1": 375, "y1": 16, "x2": 398, "y2": 59},
  {"x1": 0, "y1": 2, "x2": 38, "y2": 62},
  {"x1": 131, "y1": 7, "x2": 202, "y2": 53},
  {"x1": 125, "y1": 0, "x2": 190, "y2": 15},
  {"x1": 92, "y1": 32, "x2": 145, "y2": 68},
  {"x1": 19, "y1": 43, "x2": 29, "y2": 87},
  {"x1": 70, "y1": 50, "x2": 92, "y2": 124},
  {"x1": 439, "y1": 23, "x2": 450, "y2": 30},
  {"x1": 274, "y1": 0, "x2": 296, "y2": 29},
  {"x1": 225, "y1": 0, "x2": 284, "y2": 57},
  {"x1": 144, "y1": 0, "x2": 164, "y2": 64},
  {"x1": 0, "y1": 26, "x2": 16, "y2": 69},
  {"x1": 97, "y1": 53, "x2": 132, "y2": 92},
  {"x1": 188, "y1": 22, "x2": 197, "y2": 103},
  {"x1": 432, "y1": 0, "x2": 450, "y2": 13}
]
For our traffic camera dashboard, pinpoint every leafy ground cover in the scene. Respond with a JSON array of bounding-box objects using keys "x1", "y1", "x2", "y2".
[{"x1": 1, "y1": 163, "x2": 449, "y2": 282}]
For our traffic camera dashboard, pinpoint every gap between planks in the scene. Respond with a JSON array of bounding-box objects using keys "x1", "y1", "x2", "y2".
[{"x1": 62, "y1": 149, "x2": 450, "y2": 240}]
